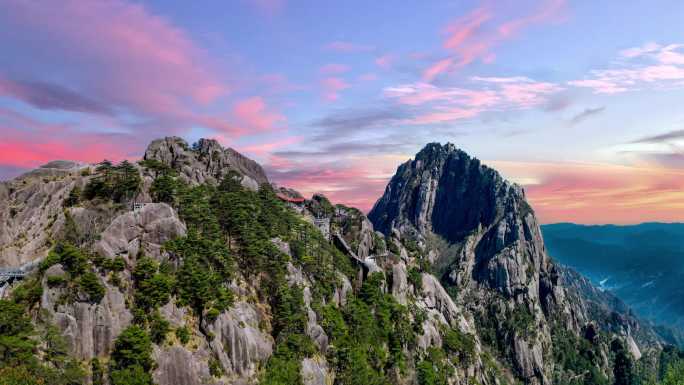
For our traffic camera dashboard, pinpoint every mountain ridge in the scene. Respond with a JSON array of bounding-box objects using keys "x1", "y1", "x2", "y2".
[{"x1": 0, "y1": 138, "x2": 680, "y2": 385}]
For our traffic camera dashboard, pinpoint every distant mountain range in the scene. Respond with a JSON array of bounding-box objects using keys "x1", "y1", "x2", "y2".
[{"x1": 542, "y1": 222, "x2": 684, "y2": 341}]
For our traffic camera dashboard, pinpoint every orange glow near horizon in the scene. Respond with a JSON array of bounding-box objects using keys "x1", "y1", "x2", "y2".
[
  {"x1": 270, "y1": 154, "x2": 684, "y2": 225},
  {"x1": 492, "y1": 161, "x2": 684, "y2": 224}
]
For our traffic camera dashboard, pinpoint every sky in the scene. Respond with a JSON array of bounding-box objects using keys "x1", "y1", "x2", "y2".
[{"x1": 1, "y1": 0, "x2": 684, "y2": 224}]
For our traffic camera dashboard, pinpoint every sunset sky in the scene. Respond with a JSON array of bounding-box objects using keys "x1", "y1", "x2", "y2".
[{"x1": 2, "y1": 0, "x2": 684, "y2": 224}]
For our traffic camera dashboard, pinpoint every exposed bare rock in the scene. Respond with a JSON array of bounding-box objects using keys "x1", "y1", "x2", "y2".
[
  {"x1": 420, "y1": 273, "x2": 472, "y2": 333},
  {"x1": 95, "y1": 203, "x2": 186, "y2": 262},
  {"x1": 332, "y1": 273, "x2": 352, "y2": 307},
  {"x1": 304, "y1": 287, "x2": 329, "y2": 351},
  {"x1": 626, "y1": 334, "x2": 642, "y2": 360},
  {"x1": 367, "y1": 143, "x2": 617, "y2": 384},
  {"x1": 204, "y1": 301, "x2": 273, "y2": 380},
  {"x1": 301, "y1": 357, "x2": 334, "y2": 385},
  {"x1": 153, "y1": 345, "x2": 222, "y2": 385},
  {"x1": 0, "y1": 161, "x2": 86, "y2": 266},
  {"x1": 416, "y1": 316, "x2": 443, "y2": 350},
  {"x1": 159, "y1": 299, "x2": 188, "y2": 328},
  {"x1": 41, "y1": 274, "x2": 133, "y2": 360},
  {"x1": 143, "y1": 136, "x2": 268, "y2": 190},
  {"x1": 286, "y1": 263, "x2": 329, "y2": 351},
  {"x1": 391, "y1": 262, "x2": 409, "y2": 305}
]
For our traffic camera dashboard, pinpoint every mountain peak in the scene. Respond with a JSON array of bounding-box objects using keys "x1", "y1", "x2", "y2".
[
  {"x1": 369, "y1": 143, "x2": 526, "y2": 244},
  {"x1": 144, "y1": 136, "x2": 268, "y2": 189}
]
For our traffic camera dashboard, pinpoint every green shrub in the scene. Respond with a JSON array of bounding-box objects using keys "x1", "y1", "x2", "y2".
[
  {"x1": 209, "y1": 358, "x2": 223, "y2": 378},
  {"x1": 442, "y1": 328, "x2": 475, "y2": 365},
  {"x1": 388, "y1": 240, "x2": 400, "y2": 255},
  {"x1": 63, "y1": 186, "x2": 81, "y2": 207},
  {"x1": 78, "y1": 271, "x2": 105, "y2": 303},
  {"x1": 83, "y1": 160, "x2": 141, "y2": 203},
  {"x1": 39, "y1": 249, "x2": 62, "y2": 272},
  {"x1": 260, "y1": 355, "x2": 301, "y2": 385},
  {"x1": 10, "y1": 278, "x2": 43, "y2": 307},
  {"x1": 47, "y1": 275, "x2": 67, "y2": 288},
  {"x1": 416, "y1": 348, "x2": 452, "y2": 385},
  {"x1": 132, "y1": 256, "x2": 173, "y2": 312},
  {"x1": 176, "y1": 326, "x2": 190, "y2": 345},
  {"x1": 0, "y1": 300, "x2": 37, "y2": 367},
  {"x1": 54, "y1": 243, "x2": 88, "y2": 276},
  {"x1": 150, "y1": 174, "x2": 182, "y2": 204},
  {"x1": 104, "y1": 256, "x2": 126, "y2": 272},
  {"x1": 408, "y1": 267, "x2": 422, "y2": 293},
  {"x1": 110, "y1": 325, "x2": 153, "y2": 384},
  {"x1": 506, "y1": 306, "x2": 535, "y2": 339},
  {"x1": 91, "y1": 358, "x2": 104, "y2": 385},
  {"x1": 663, "y1": 361, "x2": 684, "y2": 385},
  {"x1": 206, "y1": 308, "x2": 220, "y2": 322},
  {"x1": 149, "y1": 312, "x2": 170, "y2": 344},
  {"x1": 110, "y1": 364, "x2": 152, "y2": 385}
]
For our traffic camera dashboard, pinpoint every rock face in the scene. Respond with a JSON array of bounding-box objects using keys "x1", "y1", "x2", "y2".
[
  {"x1": 301, "y1": 357, "x2": 333, "y2": 385},
  {"x1": 0, "y1": 161, "x2": 87, "y2": 266},
  {"x1": 368, "y1": 143, "x2": 655, "y2": 384},
  {"x1": 153, "y1": 345, "x2": 219, "y2": 385},
  {"x1": 41, "y1": 265, "x2": 134, "y2": 360},
  {"x1": 143, "y1": 136, "x2": 268, "y2": 189},
  {"x1": 204, "y1": 301, "x2": 274, "y2": 381},
  {"x1": 95, "y1": 203, "x2": 186, "y2": 263}
]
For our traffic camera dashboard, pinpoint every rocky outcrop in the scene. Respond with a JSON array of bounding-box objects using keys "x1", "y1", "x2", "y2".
[
  {"x1": 391, "y1": 262, "x2": 409, "y2": 305},
  {"x1": 153, "y1": 345, "x2": 221, "y2": 385},
  {"x1": 204, "y1": 301, "x2": 273, "y2": 381},
  {"x1": 143, "y1": 136, "x2": 268, "y2": 190},
  {"x1": 0, "y1": 161, "x2": 87, "y2": 266},
  {"x1": 301, "y1": 357, "x2": 333, "y2": 385},
  {"x1": 95, "y1": 203, "x2": 186, "y2": 263},
  {"x1": 367, "y1": 143, "x2": 639, "y2": 384},
  {"x1": 41, "y1": 264, "x2": 133, "y2": 360}
]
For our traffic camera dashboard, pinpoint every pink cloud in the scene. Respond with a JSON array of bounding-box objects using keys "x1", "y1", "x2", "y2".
[
  {"x1": 233, "y1": 97, "x2": 285, "y2": 132},
  {"x1": 443, "y1": 6, "x2": 492, "y2": 50},
  {"x1": 423, "y1": 0, "x2": 567, "y2": 81},
  {"x1": 0, "y1": 0, "x2": 244, "y2": 136},
  {"x1": 384, "y1": 78, "x2": 560, "y2": 123},
  {"x1": 409, "y1": 107, "x2": 481, "y2": 124},
  {"x1": 620, "y1": 42, "x2": 662, "y2": 58},
  {"x1": 567, "y1": 79, "x2": 628, "y2": 94},
  {"x1": 321, "y1": 77, "x2": 350, "y2": 101},
  {"x1": 656, "y1": 44, "x2": 684, "y2": 65},
  {"x1": 0, "y1": 108, "x2": 139, "y2": 170},
  {"x1": 384, "y1": 82, "x2": 499, "y2": 107},
  {"x1": 267, "y1": 155, "x2": 401, "y2": 212},
  {"x1": 320, "y1": 63, "x2": 350, "y2": 75},
  {"x1": 497, "y1": 0, "x2": 566, "y2": 38},
  {"x1": 498, "y1": 81, "x2": 563, "y2": 107},
  {"x1": 422, "y1": 58, "x2": 454, "y2": 82},
  {"x1": 569, "y1": 43, "x2": 684, "y2": 94}
]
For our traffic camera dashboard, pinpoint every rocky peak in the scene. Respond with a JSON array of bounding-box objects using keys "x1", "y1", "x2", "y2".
[
  {"x1": 369, "y1": 142, "x2": 527, "y2": 245},
  {"x1": 144, "y1": 136, "x2": 268, "y2": 190},
  {"x1": 369, "y1": 143, "x2": 582, "y2": 384}
]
